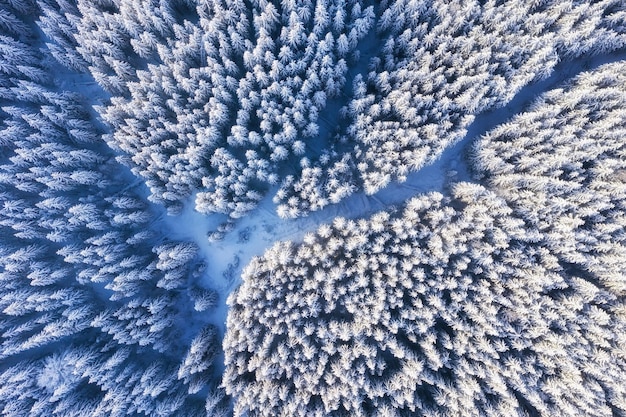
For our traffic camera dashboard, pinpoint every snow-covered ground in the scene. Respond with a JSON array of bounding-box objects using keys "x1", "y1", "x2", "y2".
[{"x1": 161, "y1": 50, "x2": 626, "y2": 358}]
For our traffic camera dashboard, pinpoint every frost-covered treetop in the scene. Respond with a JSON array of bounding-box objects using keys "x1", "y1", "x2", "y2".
[{"x1": 224, "y1": 62, "x2": 626, "y2": 416}]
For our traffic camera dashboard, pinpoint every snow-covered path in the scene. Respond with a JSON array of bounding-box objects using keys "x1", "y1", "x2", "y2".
[{"x1": 164, "y1": 50, "x2": 626, "y2": 357}]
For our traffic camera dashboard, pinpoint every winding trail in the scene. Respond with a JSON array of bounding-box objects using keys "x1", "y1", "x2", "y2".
[{"x1": 163, "y1": 49, "x2": 626, "y2": 379}]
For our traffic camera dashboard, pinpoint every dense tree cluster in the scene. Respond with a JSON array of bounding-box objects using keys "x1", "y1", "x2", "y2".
[
  {"x1": 226, "y1": 189, "x2": 626, "y2": 416},
  {"x1": 41, "y1": 0, "x2": 374, "y2": 218},
  {"x1": 38, "y1": 0, "x2": 626, "y2": 225},
  {"x1": 224, "y1": 63, "x2": 626, "y2": 416},
  {"x1": 276, "y1": 0, "x2": 626, "y2": 217},
  {"x1": 2, "y1": 0, "x2": 626, "y2": 416},
  {"x1": 471, "y1": 60, "x2": 626, "y2": 303},
  {"x1": 0, "y1": 3, "x2": 225, "y2": 415}
]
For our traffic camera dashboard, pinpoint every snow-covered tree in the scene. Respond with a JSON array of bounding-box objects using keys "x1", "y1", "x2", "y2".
[
  {"x1": 226, "y1": 180, "x2": 626, "y2": 416},
  {"x1": 276, "y1": 0, "x2": 626, "y2": 217}
]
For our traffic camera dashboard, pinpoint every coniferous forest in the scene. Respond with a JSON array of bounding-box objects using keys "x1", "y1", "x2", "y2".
[{"x1": 0, "y1": 0, "x2": 625, "y2": 416}]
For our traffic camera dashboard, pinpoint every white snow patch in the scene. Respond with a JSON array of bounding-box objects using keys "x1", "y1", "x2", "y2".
[{"x1": 161, "y1": 136, "x2": 466, "y2": 346}]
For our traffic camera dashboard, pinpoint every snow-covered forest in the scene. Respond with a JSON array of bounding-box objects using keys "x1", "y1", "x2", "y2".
[
  {"x1": 1, "y1": 0, "x2": 625, "y2": 416},
  {"x1": 225, "y1": 63, "x2": 626, "y2": 416}
]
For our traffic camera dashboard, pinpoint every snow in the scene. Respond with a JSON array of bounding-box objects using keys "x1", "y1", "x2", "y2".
[
  {"x1": 310, "y1": 12, "x2": 383, "y2": 155},
  {"x1": 56, "y1": 33, "x2": 626, "y2": 376},
  {"x1": 3, "y1": 3, "x2": 623, "y2": 414},
  {"x1": 158, "y1": 50, "x2": 626, "y2": 377}
]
